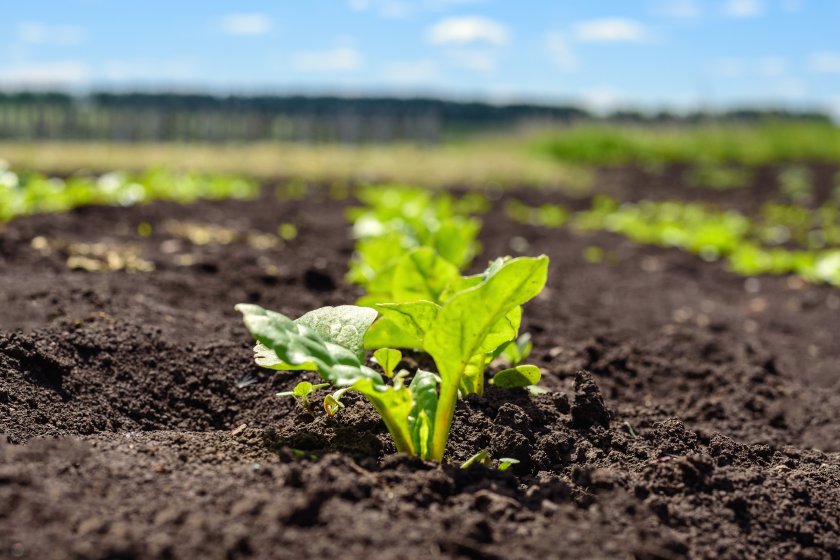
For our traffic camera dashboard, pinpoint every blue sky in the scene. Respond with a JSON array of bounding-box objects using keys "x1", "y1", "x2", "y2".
[{"x1": 2, "y1": 0, "x2": 840, "y2": 116}]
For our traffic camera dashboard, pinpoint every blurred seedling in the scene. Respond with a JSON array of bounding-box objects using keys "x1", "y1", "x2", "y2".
[{"x1": 277, "y1": 381, "x2": 329, "y2": 409}]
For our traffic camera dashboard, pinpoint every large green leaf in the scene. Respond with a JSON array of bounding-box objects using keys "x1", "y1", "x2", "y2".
[
  {"x1": 250, "y1": 305, "x2": 376, "y2": 372},
  {"x1": 295, "y1": 306, "x2": 377, "y2": 359},
  {"x1": 425, "y1": 256, "x2": 549, "y2": 381},
  {"x1": 365, "y1": 300, "x2": 441, "y2": 350},
  {"x1": 237, "y1": 304, "x2": 381, "y2": 387}
]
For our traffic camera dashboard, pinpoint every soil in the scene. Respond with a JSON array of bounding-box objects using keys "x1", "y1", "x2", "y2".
[{"x1": 1, "y1": 165, "x2": 839, "y2": 559}]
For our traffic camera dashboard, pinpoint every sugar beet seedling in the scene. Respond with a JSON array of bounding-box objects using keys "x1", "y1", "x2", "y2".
[{"x1": 237, "y1": 254, "x2": 549, "y2": 462}]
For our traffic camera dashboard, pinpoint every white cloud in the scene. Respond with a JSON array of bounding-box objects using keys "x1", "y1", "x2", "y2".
[
  {"x1": 582, "y1": 88, "x2": 625, "y2": 113},
  {"x1": 447, "y1": 49, "x2": 497, "y2": 72},
  {"x1": 18, "y1": 22, "x2": 85, "y2": 45},
  {"x1": 722, "y1": 0, "x2": 764, "y2": 18},
  {"x1": 758, "y1": 56, "x2": 787, "y2": 77},
  {"x1": 383, "y1": 59, "x2": 439, "y2": 82},
  {"x1": 427, "y1": 16, "x2": 509, "y2": 46},
  {"x1": 349, "y1": 0, "x2": 486, "y2": 18},
  {"x1": 573, "y1": 18, "x2": 650, "y2": 43},
  {"x1": 219, "y1": 13, "x2": 273, "y2": 36},
  {"x1": 808, "y1": 51, "x2": 840, "y2": 74},
  {"x1": 293, "y1": 46, "x2": 363, "y2": 71},
  {"x1": 544, "y1": 32, "x2": 577, "y2": 71},
  {"x1": 102, "y1": 57, "x2": 199, "y2": 82},
  {"x1": 0, "y1": 60, "x2": 88, "y2": 87},
  {"x1": 658, "y1": 0, "x2": 703, "y2": 18}
]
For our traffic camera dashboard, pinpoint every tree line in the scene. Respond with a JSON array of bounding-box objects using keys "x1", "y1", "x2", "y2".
[{"x1": 0, "y1": 91, "x2": 830, "y2": 143}]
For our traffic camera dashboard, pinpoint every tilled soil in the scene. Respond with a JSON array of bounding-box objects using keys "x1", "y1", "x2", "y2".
[{"x1": 1, "y1": 166, "x2": 839, "y2": 559}]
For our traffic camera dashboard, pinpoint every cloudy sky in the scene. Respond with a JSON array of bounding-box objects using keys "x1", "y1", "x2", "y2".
[{"x1": 2, "y1": 0, "x2": 840, "y2": 116}]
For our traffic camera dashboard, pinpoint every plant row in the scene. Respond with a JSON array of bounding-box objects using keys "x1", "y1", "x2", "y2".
[
  {"x1": 506, "y1": 196, "x2": 840, "y2": 287},
  {"x1": 0, "y1": 163, "x2": 258, "y2": 223}
]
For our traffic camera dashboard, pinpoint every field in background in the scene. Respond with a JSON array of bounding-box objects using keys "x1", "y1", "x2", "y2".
[
  {"x1": 4, "y1": 121, "x2": 840, "y2": 192},
  {"x1": 0, "y1": 137, "x2": 590, "y2": 192}
]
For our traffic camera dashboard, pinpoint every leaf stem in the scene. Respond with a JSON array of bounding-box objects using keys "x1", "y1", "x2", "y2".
[
  {"x1": 430, "y1": 364, "x2": 465, "y2": 461},
  {"x1": 372, "y1": 400, "x2": 416, "y2": 455}
]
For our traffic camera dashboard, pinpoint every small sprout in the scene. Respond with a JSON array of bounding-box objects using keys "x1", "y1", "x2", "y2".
[
  {"x1": 526, "y1": 384, "x2": 549, "y2": 396},
  {"x1": 624, "y1": 421, "x2": 638, "y2": 438},
  {"x1": 583, "y1": 246, "x2": 604, "y2": 263},
  {"x1": 324, "y1": 387, "x2": 352, "y2": 417},
  {"x1": 277, "y1": 381, "x2": 329, "y2": 409},
  {"x1": 373, "y1": 348, "x2": 402, "y2": 378},
  {"x1": 461, "y1": 449, "x2": 491, "y2": 469},
  {"x1": 278, "y1": 223, "x2": 298, "y2": 240},
  {"x1": 498, "y1": 457, "x2": 519, "y2": 471},
  {"x1": 137, "y1": 222, "x2": 153, "y2": 237}
]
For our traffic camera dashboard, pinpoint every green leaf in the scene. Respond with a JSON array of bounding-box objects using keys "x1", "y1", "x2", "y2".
[
  {"x1": 431, "y1": 218, "x2": 481, "y2": 269},
  {"x1": 246, "y1": 305, "x2": 377, "y2": 373},
  {"x1": 460, "y1": 353, "x2": 488, "y2": 395},
  {"x1": 236, "y1": 304, "x2": 382, "y2": 388},
  {"x1": 491, "y1": 365, "x2": 542, "y2": 388},
  {"x1": 391, "y1": 247, "x2": 460, "y2": 302},
  {"x1": 295, "y1": 306, "x2": 377, "y2": 359},
  {"x1": 365, "y1": 300, "x2": 441, "y2": 350},
  {"x1": 498, "y1": 458, "x2": 519, "y2": 471},
  {"x1": 254, "y1": 342, "x2": 315, "y2": 371},
  {"x1": 426, "y1": 256, "x2": 549, "y2": 379},
  {"x1": 374, "y1": 348, "x2": 402, "y2": 377},
  {"x1": 408, "y1": 369, "x2": 439, "y2": 459},
  {"x1": 364, "y1": 316, "x2": 425, "y2": 350},
  {"x1": 461, "y1": 449, "x2": 491, "y2": 469},
  {"x1": 480, "y1": 306, "x2": 522, "y2": 356}
]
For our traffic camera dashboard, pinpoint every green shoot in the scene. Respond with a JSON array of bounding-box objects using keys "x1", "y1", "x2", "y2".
[
  {"x1": 277, "y1": 381, "x2": 329, "y2": 408},
  {"x1": 324, "y1": 386, "x2": 352, "y2": 417},
  {"x1": 461, "y1": 449, "x2": 491, "y2": 469},
  {"x1": 498, "y1": 458, "x2": 520, "y2": 471},
  {"x1": 373, "y1": 348, "x2": 402, "y2": 378}
]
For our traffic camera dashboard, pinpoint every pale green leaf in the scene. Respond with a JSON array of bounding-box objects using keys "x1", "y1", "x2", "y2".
[
  {"x1": 425, "y1": 256, "x2": 549, "y2": 385},
  {"x1": 374, "y1": 348, "x2": 402, "y2": 377},
  {"x1": 408, "y1": 369, "x2": 439, "y2": 459},
  {"x1": 492, "y1": 365, "x2": 542, "y2": 388},
  {"x1": 236, "y1": 304, "x2": 382, "y2": 388},
  {"x1": 391, "y1": 247, "x2": 460, "y2": 302}
]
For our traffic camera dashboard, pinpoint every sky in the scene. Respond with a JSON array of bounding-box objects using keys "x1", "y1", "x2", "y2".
[{"x1": 2, "y1": 0, "x2": 840, "y2": 117}]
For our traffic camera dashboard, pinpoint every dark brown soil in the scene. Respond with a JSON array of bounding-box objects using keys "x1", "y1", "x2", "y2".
[{"x1": 1, "y1": 166, "x2": 839, "y2": 559}]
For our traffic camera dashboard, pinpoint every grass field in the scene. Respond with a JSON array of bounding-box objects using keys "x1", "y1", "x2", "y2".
[{"x1": 0, "y1": 137, "x2": 591, "y2": 192}]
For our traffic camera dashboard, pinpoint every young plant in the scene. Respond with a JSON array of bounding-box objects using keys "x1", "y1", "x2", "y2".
[
  {"x1": 277, "y1": 381, "x2": 329, "y2": 409},
  {"x1": 364, "y1": 255, "x2": 549, "y2": 400},
  {"x1": 346, "y1": 185, "x2": 483, "y2": 301},
  {"x1": 237, "y1": 254, "x2": 549, "y2": 462}
]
